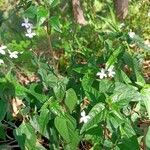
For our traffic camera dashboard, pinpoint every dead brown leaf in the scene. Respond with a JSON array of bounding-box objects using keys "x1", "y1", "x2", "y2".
[
  {"x1": 11, "y1": 97, "x2": 25, "y2": 117},
  {"x1": 72, "y1": 0, "x2": 87, "y2": 26}
]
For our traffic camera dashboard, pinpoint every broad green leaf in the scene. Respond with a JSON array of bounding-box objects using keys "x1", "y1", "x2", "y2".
[
  {"x1": 65, "y1": 88, "x2": 78, "y2": 113},
  {"x1": 54, "y1": 115, "x2": 80, "y2": 150},
  {"x1": 106, "y1": 47, "x2": 123, "y2": 68},
  {"x1": 141, "y1": 85, "x2": 150, "y2": 119},
  {"x1": 39, "y1": 108, "x2": 50, "y2": 135},
  {"x1": 85, "y1": 87, "x2": 103, "y2": 104},
  {"x1": 133, "y1": 58, "x2": 145, "y2": 86},
  {"x1": 122, "y1": 52, "x2": 134, "y2": 71},
  {"x1": 24, "y1": 5, "x2": 37, "y2": 18},
  {"x1": 118, "y1": 120, "x2": 140, "y2": 150},
  {"x1": 82, "y1": 74, "x2": 101, "y2": 103},
  {"x1": 84, "y1": 126, "x2": 103, "y2": 144},
  {"x1": 108, "y1": 111, "x2": 124, "y2": 130},
  {"x1": 38, "y1": 67, "x2": 58, "y2": 87},
  {"x1": 53, "y1": 82, "x2": 66, "y2": 102},
  {"x1": 37, "y1": 6, "x2": 48, "y2": 26},
  {"x1": 29, "y1": 83, "x2": 48, "y2": 103},
  {"x1": 112, "y1": 82, "x2": 142, "y2": 103},
  {"x1": 48, "y1": 100, "x2": 64, "y2": 116},
  {"x1": 14, "y1": 122, "x2": 37, "y2": 150},
  {"x1": 81, "y1": 103, "x2": 106, "y2": 133},
  {"x1": 118, "y1": 136, "x2": 140, "y2": 150},
  {"x1": 49, "y1": 0, "x2": 60, "y2": 7},
  {"x1": 99, "y1": 79, "x2": 115, "y2": 93},
  {"x1": 82, "y1": 74, "x2": 94, "y2": 90},
  {"x1": 132, "y1": 35, "x2": 150, "y2": 52},
  {"x1": 0, "y1": 99, "x2": 8, "y2": 121},
  {"x1": 145, "y1": 126, "x2": 150, "y2": 149},
  {"x1": 49, "y1": 16, "x2": 62, "y2": 33},
  {"x1": 120, "y1": 70, "x2": 132, "y2": 84},
  {"x1": 0, "y1": 123, "x2": 6, "y2": 140}
]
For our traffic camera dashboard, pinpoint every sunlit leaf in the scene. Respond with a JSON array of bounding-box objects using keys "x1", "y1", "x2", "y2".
[{"x1": 65, "y1": 88, "x2": 78, "y2": 113}]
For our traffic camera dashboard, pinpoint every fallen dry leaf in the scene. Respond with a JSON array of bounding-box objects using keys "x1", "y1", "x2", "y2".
[
  {"x1": 72, "y1": 0, "x2": 87, "y2": 25},
  {"x1": 11, "y1": 97, "x2": 25, "y2": 117}
]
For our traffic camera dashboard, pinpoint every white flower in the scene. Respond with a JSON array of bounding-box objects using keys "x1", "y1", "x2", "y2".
[
  {"x1": 21, "y1": 18, "x2": 32, "y2": 29},
  {"x1": 8, "y1": 50, "x2": 19, "y2": 59},
  {"x1": 25, "y1": 27, "x2": 36, "y2": 38},
  {"x1": 80, "y1": 110, "x2": 90, "y2": 123},
  {"x1": 128, "y1": 31, "x2": 135, "y2": 38},
  {"x1": 107, "y1": 66, "x2": 115, "y2": 78},
  {"x1": 0, "y1": 45, "x2": 7, "y2": 55},
  {"x1": 0, "y1": 59, "x2": 4, "y2": 65},
  {"x1": 96, "y1": 68, "x2": 107, "y2": 79}
]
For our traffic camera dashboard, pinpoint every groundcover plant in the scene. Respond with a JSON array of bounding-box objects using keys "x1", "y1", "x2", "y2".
[{"x1": 0, "y1": 0, "x2": 150, "y2": 150}]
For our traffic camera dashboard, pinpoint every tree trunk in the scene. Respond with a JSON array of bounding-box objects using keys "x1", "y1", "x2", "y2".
[
  {"x1": 72, "y1": 0, "x2": 87, "y2": 26},
  {"x1": 114, "y1": 0, "x2": 129, "y2": 21}
]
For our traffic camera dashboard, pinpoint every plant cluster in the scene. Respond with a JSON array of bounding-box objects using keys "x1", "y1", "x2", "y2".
[{"x1": 0, "y1": 0, "x2": 150, "y2": 150}]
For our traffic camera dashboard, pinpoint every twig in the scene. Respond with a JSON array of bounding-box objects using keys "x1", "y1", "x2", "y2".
[{"x1": 8, "y1": 145, "x2": 20, "y2": 148}]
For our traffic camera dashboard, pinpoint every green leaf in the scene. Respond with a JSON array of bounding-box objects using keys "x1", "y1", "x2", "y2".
[
  {"x1": 112, "y1": 82, "x2": 142, "y2": 103},
  {"x1": 132, "y1": 35, "x2": 150, "y2": 52},
  {"x1": 37, "y1": 6, "x2": 48, "y2": 26},
  {"x1": 133, "y1": 61, "x2": 145, "y2": 86},
  {"x1": 24, "y1": 5, "x2": 37, "y2": 18},
  {"x1": 49, "y1": 0, "x2": 60, "y2": 7},
  {"x1": 54, "y1": 115, "x2": 80, "y2": 150},
  {"x1": 120, "y1": 70, "x2": 132, "y2": 84},
  {"x1": 49, "y1": 16, "x2": 62, "y2": 33},
  {"x1": 99, "y1": 79, "x2": 115, "y2": 93},
  {"x1": 0, "y1": 123, "x2": 6, "y2": 140},
  {"x1": 84, "y1": 126, "x2": 103, "y2": 144},
  {"x1": 106, "y1": 47, "x2": 123, "y2": 68},
  {"x1": 48, "y1": 99, "x2": 64, "y2": 116},
  {"x1": 29, "y1": 83, "x2": 48, "y2": 103},
  {"x1": 141, "y1": 85, "x2": 150, "y2": 119},
  {"x1": 118, "y1": 120, "x2": 140, "y2": 150},
  {"x1": 39, "y1": 108, "x2": 50, "y2": 135},
  {"x1": 145, "y1": 126, "x2": 150, "y2": 149},
  {"x1": 65, "y1": 88, "x2": 78, "y2": 113},
  {"x1": 53, "y1": 82, "x2": 66, "y2": 102},
  {"x1": 108, "y1": 111, "x2": 124, "y2": 129},
  {"x1": 0, "y1": 99, "x2": 8, "y2": 121},
  {"x1": 81, "y1": 103, "x2": 106, "y2": 133},
  {"x1": 14, "y1": 122, "x2": 37, "y2": 150}
]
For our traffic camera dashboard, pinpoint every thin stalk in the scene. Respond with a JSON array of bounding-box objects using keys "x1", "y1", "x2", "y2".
[
  {"x1": 46, "y1": 23, "x2": 55, "y2": 66},
  {"x1": 45, "y1": 2, "x2": 56, "y2": 69}
]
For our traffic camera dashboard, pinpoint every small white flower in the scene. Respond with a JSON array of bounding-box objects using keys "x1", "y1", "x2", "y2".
[
  {"x1": 96, "y1": 68, "x2": 107, "y2": 79},
  {"x1": 21, "y1": 18, "x2": 32, "y2": 29},
  {"x1": 0, "y1": 59, "x2": 4, "y2": 65},
  {"x1": 8, "y1": 50, "x2": 19, "y2": 59},
  {"x1": 128, "y1": 31, "x2": 135, "y2": 38},
  {"x1": 107, "y1": 66, "x2": 115, "y2": 78},
  {"x1": 0, "y1": 45, "x2": 7, "y2": 55},
  {"x1": 25, "y1": 28, "x2": 36, "y2": 38},
  {"x1": 80, "y1": 110, "x2": 90, "y2": 123}
]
